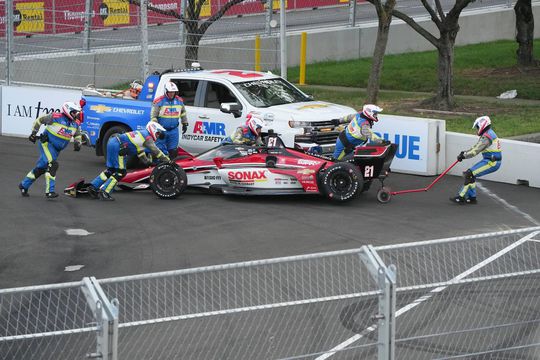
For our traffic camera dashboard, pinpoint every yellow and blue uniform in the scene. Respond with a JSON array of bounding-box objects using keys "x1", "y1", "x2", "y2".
[
  {"x1": 151, "y1": 95, "x2": 187, "y2": 158},
  {"x1": 221, "y1": 125, "x2": 263, "y2": 146},
  {"x1": 90, "y1": 129, "x2": 169, "y2": 197},
  {"x1": 20, "y1": 112, "x2": 81, "y2": 195},
  {"x1": 333, "y1": 113, "x2": 384, "y2": 160},
  {"x1": 457, "y1": 129, "x2": 502, "y2": 200}
]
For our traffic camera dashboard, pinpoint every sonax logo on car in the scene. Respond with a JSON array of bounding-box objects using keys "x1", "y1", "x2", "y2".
[
  {"x1": 228, "y1": 170, "x2": 267, "y2": 181},
  {"x1": 193, "y1": 121, "x2": 226, "y2": 136}
]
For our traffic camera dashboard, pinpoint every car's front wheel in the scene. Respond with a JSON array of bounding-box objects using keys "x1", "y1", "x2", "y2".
[
  {"x1": 150, "y1": 162, "x2": 188, "y2": 199},
  {"x1": 319, "y1": 163, "x2": 362, "y2": 202}
]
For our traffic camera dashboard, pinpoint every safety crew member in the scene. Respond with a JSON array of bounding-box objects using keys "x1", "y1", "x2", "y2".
[
  {"x1": 221, "y1": 113, "x2": 264, "y2": 146},
  {"x1": 114, "y1": 80, "x2": 143, "y2": 100},
  {"x1": 88, "y1": 122, "x2": 170, "y2": 201},
  {"x1": 332, "y1": 104, "x2": 390, "y2": 161},
  {"x1": 451, "y1": 116, "x2": 502, "y2": 204},
  {"x1": 150, "y1": 81, "x2": 188, "y2": 160},
  {"x1": 19, "y1": 102, "x2": 83, "y2": 199}
]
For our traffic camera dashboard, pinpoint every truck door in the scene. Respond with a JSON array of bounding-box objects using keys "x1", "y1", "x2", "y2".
[{"x1": 186, "y1": 80, "x2": 244, "y2": 154}]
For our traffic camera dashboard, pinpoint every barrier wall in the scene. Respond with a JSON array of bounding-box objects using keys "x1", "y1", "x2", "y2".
[
  {"x1": 0, "y1": 85, "x2": 81, "y2": 136},
  {"x1": 446, "y1": 132, "x2": 540, "y2": 188},
  {"x1": 374, "y1": 114, "x2": 446, "y2": 176}
]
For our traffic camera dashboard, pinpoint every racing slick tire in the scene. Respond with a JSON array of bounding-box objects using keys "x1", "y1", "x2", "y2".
[
  {"x1": 150, "y1": 162, "x2": 188, "y2": 199},
  {"x1": 319, "y1": 162, "x2": 362, "y2": 202},
  {"x1": 376, "y1": 187, "x2": 392, "y2": 203}
]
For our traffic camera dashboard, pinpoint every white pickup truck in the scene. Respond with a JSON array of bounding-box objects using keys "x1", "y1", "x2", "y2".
[{"x1": 81, "y1": 67, "x2": 356, "y2": 157}]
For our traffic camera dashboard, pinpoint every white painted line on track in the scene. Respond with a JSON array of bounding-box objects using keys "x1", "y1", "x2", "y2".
[
  {"x1": 476, "y1": 182, "x2": 540, "y2": 226},
  {"x1": 314, "y1": 230, "x2": 540, "y2": 360}
]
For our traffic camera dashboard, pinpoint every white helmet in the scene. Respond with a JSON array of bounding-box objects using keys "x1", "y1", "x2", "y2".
[
  {"x1": 362, "y1": 104, "x2": 383, "y2": 123},
  {"x1": 146, "y1": 122, "x2": 166, "y2": 141},
  {"x1": 164, "y1": 81, "x2": 178, "y2": 93},
  {"x1": 61, "y1": 101, "x2": 82, "y2": 122},
  {"x1": 472, "y1": 116, "x2": 491, "y2": 135},
  {"x1": 246, "y1": 112, "x2": 264, "y2": 135}
]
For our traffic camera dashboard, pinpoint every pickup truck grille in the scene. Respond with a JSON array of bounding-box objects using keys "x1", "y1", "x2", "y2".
[{"x1": 294, "y1": 119, "x2": 342, "y2": 145}]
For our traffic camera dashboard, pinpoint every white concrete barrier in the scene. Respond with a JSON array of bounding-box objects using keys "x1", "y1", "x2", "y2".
[
  {"x1": 446, "y1": 132, "x2": 540, "y2": 188},
  {"x1": 0, "y1": 85, "x2": 81, "y2": 137},
  {"x1": 374, "y1": 114, "x2": 446, "y2": 176}
]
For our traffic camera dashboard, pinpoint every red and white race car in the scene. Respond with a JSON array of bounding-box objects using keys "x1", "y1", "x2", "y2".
[{"x1": 66, "y1": 135, "x2": 396, "y2": 202}]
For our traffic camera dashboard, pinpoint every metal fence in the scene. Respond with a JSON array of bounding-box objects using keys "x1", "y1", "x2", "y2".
[
  {"x1": 1, "y1": 226, "x2": 539, "y2": 360},
  {"x1": 0, "y1": 0, "x2": 365, "y2": 88}
]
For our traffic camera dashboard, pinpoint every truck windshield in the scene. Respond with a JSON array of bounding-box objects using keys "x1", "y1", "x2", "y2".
[{"x1": 234, "y1": 78, "x2": 312, "y2": 108}]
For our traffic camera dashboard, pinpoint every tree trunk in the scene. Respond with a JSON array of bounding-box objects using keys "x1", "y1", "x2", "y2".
[
  {"x1": 515, "y1": 0, "x2": 535, "y2": 66},
  {"x1": 430, "y1": 30, "x2": 456, "y2": 110},
  {"x1": 366, "y1": 8, "x2": 393, "y2": 103},
  {"x1": 185, "y1": 32, "x2": 202, "y2": 67}
]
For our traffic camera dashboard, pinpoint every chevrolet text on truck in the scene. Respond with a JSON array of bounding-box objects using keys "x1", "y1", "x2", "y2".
[{"x1": 80, "y1": 67, "x2": 357, "y2": 158}]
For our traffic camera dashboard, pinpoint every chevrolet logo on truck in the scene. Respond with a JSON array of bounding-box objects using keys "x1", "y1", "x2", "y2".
[{"x1": 90, "y1": 104, "x2": 112, "y2": 114}]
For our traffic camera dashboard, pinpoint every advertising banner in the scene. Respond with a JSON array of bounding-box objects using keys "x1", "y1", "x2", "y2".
[
  {"x1": 373, "y1": 114, "x2": 445, "y2": 175},
  {"x1": 1, "y1": 85, "x2": 81, "y2": 137}
]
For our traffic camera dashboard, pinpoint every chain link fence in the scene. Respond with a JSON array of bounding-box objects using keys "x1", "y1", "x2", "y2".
[
  {"x1": 0, "y1": 0, "x2": 368, "y2": 88},
  {"x1": 1, "y1": 226, "x2": 539, "y2": 359}
]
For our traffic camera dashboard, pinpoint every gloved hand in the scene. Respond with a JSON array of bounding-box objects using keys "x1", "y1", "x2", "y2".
[
  {"x1": 182, "y1": 123, "x2": 188, "y2": 134},
  {"x1": 73, "y1": 142, "x2": 81, "y2": 152},
  {"x1": 139, "y1": 154, "x2": 152, "y2": 167},
  {"x1": 28, "y1": 132, "x2": 37, "y2": 143},
  {"x1": 380, "y1": 139, "x2": 391, "y2": 146},
  {"x1": 332, "y1": 119, "x2": 342, "y2": 126},
  {"x1": 457, "y1": 151, "x2": 465, "y2": 162}
]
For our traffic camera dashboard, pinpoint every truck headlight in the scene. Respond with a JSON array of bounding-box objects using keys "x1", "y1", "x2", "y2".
[{"x1": 288, "y1": 120, "x2": 311, "y2": 128}]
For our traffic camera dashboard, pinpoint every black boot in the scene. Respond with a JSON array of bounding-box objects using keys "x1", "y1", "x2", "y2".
[
  {"x1": 466, "y1": 197, "x2": 477, "y2": 204},
  {"x1": 19, "y1": 184, "x2": 29, "y2": 197},
  {"x1": 450, "y1": 196, "x2": 466, "y2": 204},
  {"x1": 45, "y1": 192, "x2": 59, "y2": 199},
  {"x1": 87, "y1": 185, "x2": 99, "y2": 199},
  {"x1": 98, "y1": 190, "x2": 115, "y2": 201}
]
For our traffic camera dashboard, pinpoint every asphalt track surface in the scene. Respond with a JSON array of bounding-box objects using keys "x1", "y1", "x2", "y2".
[{"x1": 1, "y1": 134, "x2": 539, "y2": 289}]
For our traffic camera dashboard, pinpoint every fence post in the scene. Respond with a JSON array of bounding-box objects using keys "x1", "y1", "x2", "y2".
[
  {"x1": 5, "y1": 0, "x2": 13, "y2": 85},
  {"x1": 82, "y1": 277, "x2": 119, "y2": 360},
  {"x1": 279, "y1": 0, "x2": 287, "y2": 79},
  {"x1": 140, "y1": 0, "x2": 150, "y2": 80},
  {"x1": 265, "y1": 0, "x2": 274, "y2": 36},
  {"x1": 179, "y1": 0, "x2": 187, "y2": 44},
  {"x1": 348, "y1": 0, "x2": 357, "y2": 27},
  {"x1": 83, "y1": 0, "x2": 93, "y2": 52},
  {"x1": 255, "y1": 35, "x2": 261, "y2": 71},
  {"x1": 360, "y1": 246, "x2": 396, "y2": 360},
  {"x1": 299, "y1": 32, "x2": 307, "y2": 85}
]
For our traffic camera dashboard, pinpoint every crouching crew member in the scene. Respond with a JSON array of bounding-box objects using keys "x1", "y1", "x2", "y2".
[
  {"x1": 221, "y1": 113, "x2": 264, "y2": 146},
  {"x1": 88, "y1": 122, "x2": 170, "y2": 201},
  {"x1": 451, "y1": 116, "x2": 502, "y2": 204},
  {"x1": 332, "y1": 104, "x2": 389, "y2": 161},
  {"x1": 19, "y1": 102, "x2": 83, "y2": 199}
]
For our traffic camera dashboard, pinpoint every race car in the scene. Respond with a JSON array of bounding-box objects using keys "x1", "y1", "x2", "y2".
[{"x1": 66, "y1": 134, "x2": 396, "y2": 202}]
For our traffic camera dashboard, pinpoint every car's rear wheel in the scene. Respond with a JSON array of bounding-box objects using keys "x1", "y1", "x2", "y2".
[
  {"x1": 319, "y1": 163, "x2": 362, "y2": 202},
  {"x1": 150, "y1": 163, "x2": 188, "y2": 199}
]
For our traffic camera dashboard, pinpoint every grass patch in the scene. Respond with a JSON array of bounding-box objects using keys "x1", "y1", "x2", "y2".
[
  {"x1": 288, "y1": 40, "x2": 540, "y2": 99},
  {"x1": 299, "y1": 85, "x2": 540, "y2": 138}
]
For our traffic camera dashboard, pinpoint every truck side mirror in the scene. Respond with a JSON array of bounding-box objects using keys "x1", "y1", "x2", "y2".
[{"x1": 221, "y1": 102, "x2": 242, "y2": 118}]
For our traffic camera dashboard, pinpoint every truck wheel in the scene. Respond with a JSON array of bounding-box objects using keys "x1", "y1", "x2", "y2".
[
  {"x1": 102, "y1": 125, "x2": 138, "y2": 168},
  {"x1": 150, "y1": 162, "x2": 188, "y2": 199},
  {"x1": 319, "y1": 163, "x2": 362, "y2": 202}
]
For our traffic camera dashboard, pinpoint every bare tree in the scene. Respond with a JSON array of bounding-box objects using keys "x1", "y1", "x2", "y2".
[
  {"x1": 123, "y1": 0, "x2": 246, "y2": 67},
  {"x1": 515, "y1": 0, "x2": 536, "y2": 66},
  {"x1": 365, "y1": 0, "x2": 396, "y2": 104},
  {"x1": 392, "y1": 0, "x2": 476, "y2": 110}
]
